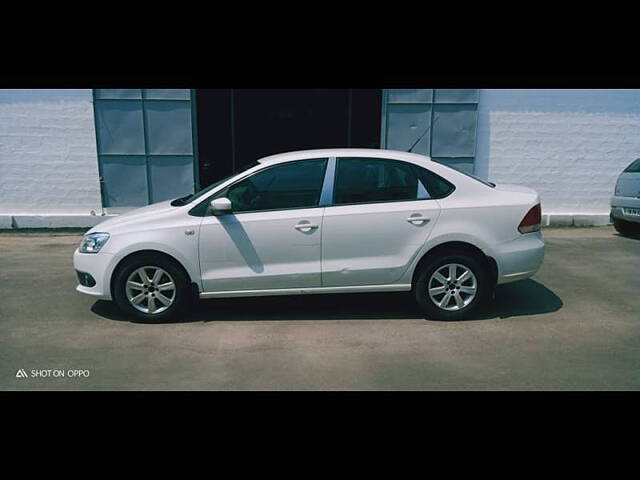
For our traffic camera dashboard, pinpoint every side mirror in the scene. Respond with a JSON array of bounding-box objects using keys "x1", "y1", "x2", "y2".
[{"x1": 210, "y1": 197, "x2": 233, "y2": 215}]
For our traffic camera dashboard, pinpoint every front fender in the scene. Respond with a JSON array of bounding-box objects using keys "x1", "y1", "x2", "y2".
[{"x1": 102, "y1": 236, "x2": 202, "y2": 296}]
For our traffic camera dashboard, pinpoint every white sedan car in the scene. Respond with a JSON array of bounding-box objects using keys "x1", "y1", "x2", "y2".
[{"x1": 74, "y1": 149, "x2": 544, "y2": 322}]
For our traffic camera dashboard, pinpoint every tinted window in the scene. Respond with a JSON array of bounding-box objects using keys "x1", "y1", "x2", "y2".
[
  {"x1": 413, "y1": 166, "x2": 456, "y2": 199},
  {"x1": 624, "y1": 159, "x2": 640, "y2": 173},
  {"x1": 225, "y1": 159, "x2": 327, "y2": 212},
  {"x1": 334, "y1": 157, "x2": 445, "y2": 204},
  {"x1": 334, "y1": 158, "x2": 419, "y2": 204}
]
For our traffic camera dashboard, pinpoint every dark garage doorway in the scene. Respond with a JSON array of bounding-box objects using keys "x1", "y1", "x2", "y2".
[{"x1": 195, "y1": 89, "x2": 382, "y2": 188}]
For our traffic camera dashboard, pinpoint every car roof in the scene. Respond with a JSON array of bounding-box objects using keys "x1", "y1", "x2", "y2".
[{"x1": 257, "y1": 148, "x2": 432, "y2": 166}]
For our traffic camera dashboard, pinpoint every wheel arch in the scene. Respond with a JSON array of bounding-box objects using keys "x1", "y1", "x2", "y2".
[
  {"x1": 410, "y1": 241, "x2": 498, "y2": 287},
  {"x1": 109, "y1": 249, "x2": 198, "y2": 301}
]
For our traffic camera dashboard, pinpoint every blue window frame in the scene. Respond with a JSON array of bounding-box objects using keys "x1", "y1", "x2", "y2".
[{"x1": 92, "y1": 89, "x2": 199, "y2": 208}]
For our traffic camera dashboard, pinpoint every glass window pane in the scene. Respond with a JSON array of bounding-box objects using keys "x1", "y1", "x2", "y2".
[
  {"x1": 334, "y1": 158, "x2": 419, "y2": 205},
  {"x1": 226, "y1": 159, "x2": 327, "y2": 212},
  {"x1": 100, "y1": 156, "x2": 148, "y2": 207},
  {"x1": 388, "y1": 89, "x2": 433, "y2": 103},
  {"x1": 624, "y1": 159, "x2": 640, "y2": 173},
  {"x1": 413, "y1": 165, "x2": 456, "y2": 198},
  {"x1": 431, "y1": 105, "x2": 478, "y2": 157},
  {"x1": 386, "y1": 104, "x2": 432, "y2": 154},
  {"x1": 144, "y1": 100, "x2": 193, "y2": 155},
  {"x1": 432, "y1": 157, "x2": 476, "y2": 175},
  {"x1": 95, "y1": 100, "x2": 145, "y2": 154},
  {"x1": 143, "y1": 89, "x2": 190, "y2": 100},
  {"x1": 433, "y1": 89, "x2": 479, "y2": 104},
  {"x1": 94, "y1": 89, "x2": 142, "y2": 99},
  {"x1": 148, "y1": 156, "x2": 195, "y2": 203}
]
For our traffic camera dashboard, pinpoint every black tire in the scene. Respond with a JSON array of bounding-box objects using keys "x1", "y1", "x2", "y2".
[
  {"x1": 613, "y1": 218, "x2": 640, "y2": 237},
  {"x1": 413, "y1": 251, "x2": 490, "y2": 321},
  {"x1": 112, "y1": 253, "x2": 191, "y2": 323}
]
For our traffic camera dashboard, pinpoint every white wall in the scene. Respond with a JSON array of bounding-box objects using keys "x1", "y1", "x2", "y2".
[
  {"x1": 0, "y1": 89, "x2": 102, "y2": 216},
  {"x1": 476, "y1": 89, "x2": 640, "y2": 216}
]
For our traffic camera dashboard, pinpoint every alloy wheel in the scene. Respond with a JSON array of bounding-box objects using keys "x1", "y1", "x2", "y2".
[
  {"x1": 125, "y1": 266, "x2": 176, "y2": 314},
  {"x1": 428, "y1": 263, "x2": 477, "y2": 311}
]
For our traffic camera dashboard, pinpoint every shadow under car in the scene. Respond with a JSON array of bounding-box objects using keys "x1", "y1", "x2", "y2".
[{"x1": 91, "y1": 279, "x2": 562, "y2": 324}]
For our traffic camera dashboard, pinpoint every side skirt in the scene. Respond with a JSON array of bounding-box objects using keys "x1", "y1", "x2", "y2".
[{"x1": 199, "y1": 284, "x2": 412, "y2": 299}]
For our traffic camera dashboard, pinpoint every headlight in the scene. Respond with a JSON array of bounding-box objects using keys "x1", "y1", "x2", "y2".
[{"x1": 79, "y1": 233, "x2": 110, "y2": 254}]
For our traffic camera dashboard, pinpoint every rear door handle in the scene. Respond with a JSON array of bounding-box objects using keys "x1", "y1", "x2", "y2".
[
  {"x1": 294, "y1": 221, "x2": 319, "y2": 232},
  {"x1": 407, "y1": 215, "x2": 430, "y2": 224}
]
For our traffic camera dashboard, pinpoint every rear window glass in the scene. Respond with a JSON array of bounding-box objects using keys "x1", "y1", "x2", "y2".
[
  {"x1": 624, "y1": 159, "x2": 640, "y2": 173},
  {"x1": 412, "y1": 166, "x2": 456, "y2": 199}
]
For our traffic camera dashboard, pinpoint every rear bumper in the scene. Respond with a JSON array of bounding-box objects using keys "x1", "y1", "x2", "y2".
[
  {"x1": 73, "y1": 249, "x2": 114, "y2": 300},
  {"x1": 611, "y1": 196, "x2": 640, "y2": 223},
  {"x1": 486, "y1": 231, "x2": 545, "y2": 285}
]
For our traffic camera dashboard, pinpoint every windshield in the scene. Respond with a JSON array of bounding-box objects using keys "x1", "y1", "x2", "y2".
[
  {"x1": 624, "y1": 158, "x2": 640, "y2": 173},
  {"x1": 171, "y1": 162, "x2": 259, "y2": 206}
]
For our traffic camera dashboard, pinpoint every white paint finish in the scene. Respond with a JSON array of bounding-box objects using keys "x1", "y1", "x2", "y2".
[
  {"x1": 0, "y1": 89, "x2": 102, "y2": 215},
  {"x1": 74, "y1": 149, "x2": 545, "y2": 306},
  {"x1": 199, "y1": 207, "x2": 324, "y2": 291},
  {"x1": 321, "y1": 200, "x2": 441, "y2": 286},
  {"x1": 476, "y1": 89, "x2": 640, "y2": 215}
]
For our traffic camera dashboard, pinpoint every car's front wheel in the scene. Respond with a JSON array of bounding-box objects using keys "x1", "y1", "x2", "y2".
[
  {"x1": 112, "y1": 254, "x2": 191, "y2": 323},
  {"x1": 613, "y1": 218, "x2": 640, "y2": 237},
  {"x1": 413, "y1": 251, "x2": 490, "y2": 321}
]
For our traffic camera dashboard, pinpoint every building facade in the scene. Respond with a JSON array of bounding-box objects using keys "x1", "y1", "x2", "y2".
[{"x1": 1, "y1": 88, "x2": 640, "y2": 228}]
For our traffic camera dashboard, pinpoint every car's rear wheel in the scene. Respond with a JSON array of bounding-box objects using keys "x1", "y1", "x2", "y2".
[
  {"x1": 413, "y1": 251, "x2": 489, "y2": 321},
  {"x1": 613, "y1": 218, "x2": 640, "y2": 237},
  {"x1": 113, "y1": 254, "x2": 190, "y2": 323}
]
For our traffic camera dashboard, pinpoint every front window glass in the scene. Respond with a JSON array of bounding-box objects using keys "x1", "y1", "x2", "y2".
[
  {"x1": 225, "y1": 159, "x2": 327, "y2": 212},
  {"x1": 173, "y1": 162, "x2": 260, "y2": 206}
]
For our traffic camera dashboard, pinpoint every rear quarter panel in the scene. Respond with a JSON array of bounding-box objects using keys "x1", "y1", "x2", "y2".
[{"x1": 396, "y1": 176, "x2": 540, "y2": 284}]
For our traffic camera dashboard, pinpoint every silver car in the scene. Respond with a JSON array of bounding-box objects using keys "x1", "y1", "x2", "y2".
[{"x1": 611, "y1": 158, "x2": 640, "y2": 236}]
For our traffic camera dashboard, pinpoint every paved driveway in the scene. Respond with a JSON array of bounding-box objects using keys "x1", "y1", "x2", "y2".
[{"x1": 1, "y1": 227, "x2": 639, "y2": 390}]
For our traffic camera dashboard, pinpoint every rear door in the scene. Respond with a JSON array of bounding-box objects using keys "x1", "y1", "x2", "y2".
[{"x1": 321, "y1": 157, "x2": 442, "y2": 287}]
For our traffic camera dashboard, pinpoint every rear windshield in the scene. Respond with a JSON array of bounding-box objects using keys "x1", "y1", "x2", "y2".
[
  {"x1": 624, "y1": 159, "x2": 640, "y2": 173},
  {"x1": 436, "y1": 162, "x2": 495, "y2": 188}
]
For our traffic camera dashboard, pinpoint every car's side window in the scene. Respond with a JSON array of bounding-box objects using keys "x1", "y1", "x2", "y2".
[
  {"x1": 333, "y1": 157, "x2": 428, "y2": 205},
  {"x1": 223, "y1": 158, "x2": 327, "y2": 213},
  {"x1": 413, "y1": 165, "x2": 456, "y2": 199}
]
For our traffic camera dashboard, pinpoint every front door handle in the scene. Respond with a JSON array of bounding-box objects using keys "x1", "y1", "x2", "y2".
[
  {"x1": 407, "y1": 215, "x2": 430, "y2": 225},
  {"x1": 294, "y1": 221, "x2": 319, "y2": 232}
]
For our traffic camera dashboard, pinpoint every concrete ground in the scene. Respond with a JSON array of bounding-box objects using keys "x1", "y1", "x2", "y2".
[{"x1": 1, "y1": 227, "x2": 639, "y2": 390}]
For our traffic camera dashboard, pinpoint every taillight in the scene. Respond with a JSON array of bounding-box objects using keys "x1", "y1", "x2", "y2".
[{"x1": 518, "y1": 203, "x2": 541, "y2": 234}]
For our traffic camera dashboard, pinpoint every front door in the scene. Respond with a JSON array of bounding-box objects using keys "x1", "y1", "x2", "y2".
[
  {"x1": 198, "y1": 158, "x2": 327, "y2": 292},
  {"x1": 321, "y1": 157, "x2": 442, "y2": 287}
]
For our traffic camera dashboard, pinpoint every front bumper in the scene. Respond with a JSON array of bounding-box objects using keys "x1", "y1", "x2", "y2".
[
  {"x1": 73, "y1": 248, "x2": 114, "y2": 300},
  {"x1": 486, "y1": 231, "x2": 545, "y2": 285}
]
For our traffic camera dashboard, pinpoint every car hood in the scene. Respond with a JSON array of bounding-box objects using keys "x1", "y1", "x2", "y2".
[{"x1": 87, "y1": 200, "x2": 177, "y2": 234}]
